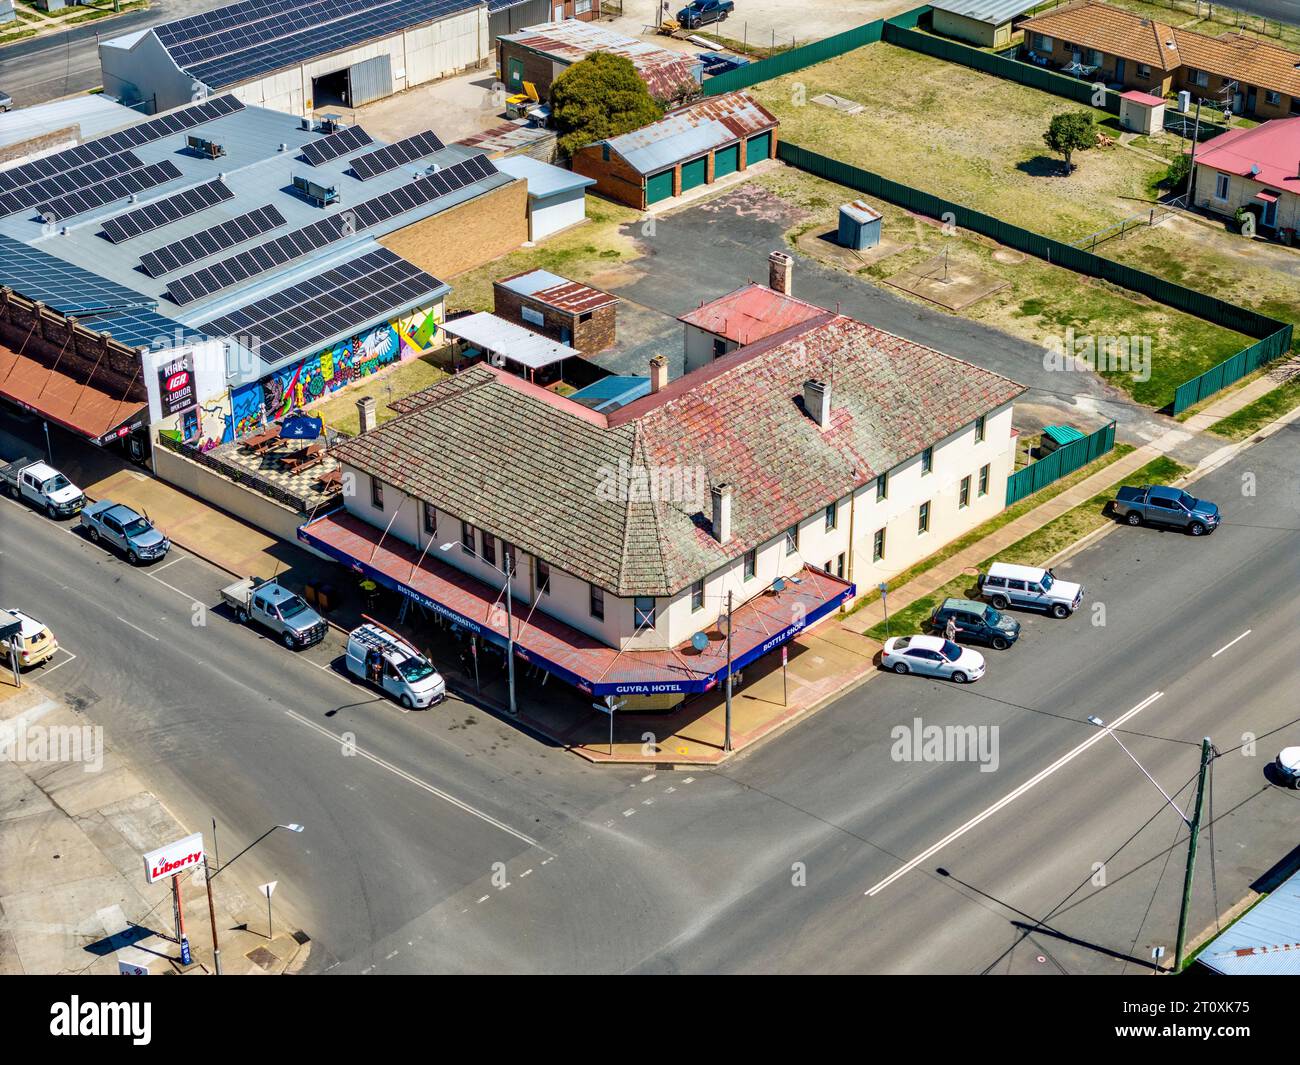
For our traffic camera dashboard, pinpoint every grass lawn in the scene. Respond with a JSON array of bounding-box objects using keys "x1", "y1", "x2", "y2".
[
  {"x1": 846, "y1": 442, "x2": 1134, "y2": 615},
  {"x1": 1094, "y1": 0, "x2": 1300, "y2": 51},
  {"x1": 1205, "y1": 372, "x2": 1300, "y2": 440},
  {"x1": 309, "y1": 353, "x2": 448, "y2": 435},
  {"x1": 864, "y1": 454, "x2": 1187, "y2": 639},
  {"x1": 757, "y1": 167, "x2": 1250, "y2": 407}
]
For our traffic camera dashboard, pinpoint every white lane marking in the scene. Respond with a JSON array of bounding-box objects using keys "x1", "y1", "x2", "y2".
[
  {"x1": 640, "y1": 773, "x2": 656, "y2": 783},
  {"x1": 152, "y1": 555, "x2": 189, "y2": 572},
  {"x1": 1211, "y1": 629, "x2": 1252, "y2": 659},
  {"x1": 39, "y1": 650, "x2": 77, "y2": 676},
  {"x1": 115, "y1": 616, "x2": 159, "y2": 641},
  {"x1": 146, "y1": 572, "x2": 203, "y2": 603},
  {"x1": 865, "y1": 692, "x2": 1165, "y2": 897},
  {"x1": 283, "y1": 708, "x2": 544, "y2": 850},
  {"x1": 477, "y1": 895, "x2": 490, "y2": 904},
  {"x1": 622, "y1": 809, "x2": 635, "y2": 817}
]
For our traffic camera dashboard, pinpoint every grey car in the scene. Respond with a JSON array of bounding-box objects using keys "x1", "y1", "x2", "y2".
[
  {"x1": 0, "y1": 90, "x2": 12, "y2": 113},
  {"x1": 80, "y1": 501, "x2": 171, "y2": 564}
]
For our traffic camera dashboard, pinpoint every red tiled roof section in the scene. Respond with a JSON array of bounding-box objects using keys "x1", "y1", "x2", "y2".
[{"x1": 678, "y1": 283, "x2": 827, "y2": 345}]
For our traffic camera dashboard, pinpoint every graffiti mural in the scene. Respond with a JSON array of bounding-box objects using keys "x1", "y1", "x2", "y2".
[{"x1": 187, "y1": 303, "x2": 442, "y2": 447}]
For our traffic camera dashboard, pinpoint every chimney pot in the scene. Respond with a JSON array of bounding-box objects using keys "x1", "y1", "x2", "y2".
[
  {"x1": 356, "y1": 395, "x2": 377, "y2": 434},
  {"x1": 769, "y1": 250, "x2": 794, "y2": 295},
  {"x1": 804, "y1": 379, "x2": 831, "y2": 429},
  {"x1": 711, "y1": 483, "x2": 733, "y2": 545},
  {"x1": 649, "y1": 354, "x2": 668, "y2": 393}
]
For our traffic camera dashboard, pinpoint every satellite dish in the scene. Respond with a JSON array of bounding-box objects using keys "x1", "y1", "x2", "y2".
[
  {"x1": 691, "y1": 631, "x2": 708, "y2": 652},
  {"x1": 771, "y1": 577, "x2": 786, "y2": 593}
]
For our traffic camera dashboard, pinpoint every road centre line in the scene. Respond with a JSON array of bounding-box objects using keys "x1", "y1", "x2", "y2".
[
  {"x1": 282, "y1": 708, "x2": 545, "y2": 851},
  {"x1": 864, "y1": 692, "x2": 1165, "y2": 897},
  {"x1": 1211, "y1": 630, "x2": 1252, "y2": 659}
]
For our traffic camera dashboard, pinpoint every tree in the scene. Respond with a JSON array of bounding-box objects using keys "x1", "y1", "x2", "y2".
[
  {"x1": 552, "y1": 52, "x2": 664, "y2": 157},
  {"x1": 1043, "y1": 111, "x2": 1097, "y2": 174},
  {"x1": 1161, "y1": 149, "x2": 1191, "y2": 192}
]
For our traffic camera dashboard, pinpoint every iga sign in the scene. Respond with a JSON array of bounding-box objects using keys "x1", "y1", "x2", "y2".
[
  {"x1": 157, "y1": 353, "x2": 196, "y2": 417},
  {"x1": 142, "y1": 832, "x2": 205, "y2": 884}
]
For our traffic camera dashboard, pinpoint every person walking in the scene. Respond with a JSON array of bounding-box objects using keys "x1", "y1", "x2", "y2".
[{"x1": 944, "y1": 615, "x2": 959, "y2": 643}]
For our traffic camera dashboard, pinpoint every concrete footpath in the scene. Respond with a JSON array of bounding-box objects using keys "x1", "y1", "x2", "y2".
[{"x1": 0, "y1": 679, "x2": 312, "y2": 975}]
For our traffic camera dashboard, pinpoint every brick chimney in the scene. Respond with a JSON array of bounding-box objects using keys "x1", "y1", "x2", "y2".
[
  {"x1": 649, "y1": 354, "x2": 668, "y2": 393},
  {"x1": 804, "y1": 379, "x2": 831, "y2": 429},
  {"x1": 769, "y1": 250, "x2": 794, "y2": 295},
  {"x1": 356, "y1": 395, "x2": 377, "y2": 434},
  {"x1": 711, "y1": 483, "x2": 733, "y2": 544}
]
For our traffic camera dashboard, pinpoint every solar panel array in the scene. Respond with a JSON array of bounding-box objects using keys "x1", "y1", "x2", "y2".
[
  {"x1": 140, "y1": 204, "x2": 287, "y2": 277},
  {"x1": 165, "y1": 152, "x2": 498, "y2": 306},
  {"x1": 0, "y1": 151, "x2": 145, "y2": 217},
  {"x1": 39, "y1": 161, "x2": 186, "y2": 223},
  {"x1": 200, "y1": 247, "x2": 441, "y2": 362},
  {"x1": 299, "y1": 124, "x2": 373, "y2": 166},
  {"x1": 100, "y1": 179, "x2": 235, "y2": 243},
  {"x1": 0, "y1": 234, "x2": 157, "y2": 316},
  {"x1": 76, "y1": 306, "x2": 207, "y2": 349},
  {"x1": 349, "y1": 130, "x2": 445, "y2": 180}
]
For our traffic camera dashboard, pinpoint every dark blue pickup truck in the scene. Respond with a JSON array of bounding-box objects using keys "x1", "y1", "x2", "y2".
[
  {"x1": 1110, "y1": 484, "x2": 1221, "y2": 536},
  {"x1": 677, "y1": 0, "x2": 734, "y2": 29}
]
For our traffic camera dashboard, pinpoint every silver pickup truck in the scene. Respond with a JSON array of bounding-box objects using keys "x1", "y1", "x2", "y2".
[
  {"x1": 80, "y1": 500, "x2": 170, "y2": 564},
  {"x1": 1, "y1": 458, "x2": 85, "y2": 519},
  {"x1": 221, "y1": 577, "x2": 327, "y2": 650}
]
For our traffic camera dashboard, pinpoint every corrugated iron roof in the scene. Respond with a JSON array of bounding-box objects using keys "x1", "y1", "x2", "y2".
[
  {"x1": 604, "y1": 91, "x2": 777, "y2": 175},
  {"x1": 442, "y1": 311, "x2": 579, "y2": 369},
  {"x1": 678, "y1": 283, "x2": 825, "y2": 345},
  {"x1": 1199, "y1": 866, "x2": 1300, "y2": 974},
  {"x1": 928, "y1": 0, "x2": 1040, "y2": 24},
  {"x1": 497, "y1": 269, "x2": 619, "y2": 314}
]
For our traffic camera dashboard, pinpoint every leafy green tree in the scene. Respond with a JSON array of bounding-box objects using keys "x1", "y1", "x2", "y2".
[
  {"x1": 553, "y1": 52, "x2": 664, "y2": 157},
  {"x1": 1043, "y1": 111, "x2": 1097, "y2": 174},
  {"x1": 1162, "y1": 149, "x2": 1191, "y2": 191}
]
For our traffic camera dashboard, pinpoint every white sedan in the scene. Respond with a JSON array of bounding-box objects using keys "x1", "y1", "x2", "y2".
[
  {"x1": 1275, "y1": 747, "x2": 1300, "y2": 788},
  {"x1": 881, "y1": 634, "x2": 986, "y2": 684}
]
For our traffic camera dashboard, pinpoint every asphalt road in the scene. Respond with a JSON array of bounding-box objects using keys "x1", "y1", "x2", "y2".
[
  {"x1": 1229, "y1": 0, "x2": 1300, "y2": 28},
  {"x1": 1, "y1": 408, "x2": 1296, "y2": 973}
]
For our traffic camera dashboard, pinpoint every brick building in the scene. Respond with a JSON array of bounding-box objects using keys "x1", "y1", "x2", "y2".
[
  {"x1": 571, "y1": 90, "x2": 778, "y2": 209},
  {"x1": 493, "y1": 269, "x2": 618, "y2": 354}
]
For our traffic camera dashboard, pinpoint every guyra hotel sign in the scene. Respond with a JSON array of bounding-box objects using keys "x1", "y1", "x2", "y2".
[{"x1": 142, "y1": 831, "x2": 205, "y2": 883}]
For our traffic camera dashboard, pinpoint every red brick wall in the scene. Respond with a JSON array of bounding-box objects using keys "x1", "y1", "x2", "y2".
[
  {"x1": 571, "y1": 145, "x2": 646, "y2": 209},
  {"x1": 492, "y1": 284, "x2": 617, "y2": 354}
]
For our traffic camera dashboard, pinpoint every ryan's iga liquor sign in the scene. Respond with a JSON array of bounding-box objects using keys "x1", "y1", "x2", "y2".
[{"x1": 142, "y1": 832, "x2": 205, "y2": 884}]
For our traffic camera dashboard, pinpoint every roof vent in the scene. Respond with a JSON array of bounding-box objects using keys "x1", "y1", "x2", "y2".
[
  {"x1": 185, "y1": 134, "x2": 225, "y2": 159},
  {"x1": 128, "y1": 193, "x2": 138, "y2": 204},
  {"x1": 279, "y1": 142, "x2": 288, "y2": 152},
  {"x1": 293, "y1": 174, "x2": 340, "y2": 206}
]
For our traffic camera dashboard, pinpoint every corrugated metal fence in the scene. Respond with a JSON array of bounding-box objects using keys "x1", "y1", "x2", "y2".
[
  {"x1": 1172, "y1": 330, "x2": 1294, "y2": 413},
  {"x1": 1006, "y1": 421, "x2": 1116, "y2": 506}
]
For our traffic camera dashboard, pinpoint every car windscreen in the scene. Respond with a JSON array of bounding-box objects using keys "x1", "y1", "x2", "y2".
[
  {"x1": 43, "y1": 475, "x2": 70, "y2": 492},
  {"x1": 279, "y1": 597, "x2": 309, "y2": 619},
  {"x1": 398, "y1": 656, "x2": 435, "y2": 682},
  {"x1": 1177, "y1": 491, "x2": 1197, "y2": 509},
  {"x1": 941, "y1": 640, "x2": 962, "y2": 660},
  {"x1": 983, "y1": 607, "x2": 1003, "y2": 625},
  {"x1": 122, "y1": 517, "x2": 150, "y2": 537}
]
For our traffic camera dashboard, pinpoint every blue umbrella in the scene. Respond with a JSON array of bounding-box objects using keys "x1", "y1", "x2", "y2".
[{"x1": 279, "y1": 413, "x2": 323, "y2": 440}]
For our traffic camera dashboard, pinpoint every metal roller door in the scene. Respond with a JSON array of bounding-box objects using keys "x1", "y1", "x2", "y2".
[
  {"x1": 745, "y1": 132, "x2": 772, "y2": 167},
  {"x1": 713, "y1": 143, "x2": 739, "y2": 179},
  {"x1": 680, "y1": 155, "x2": 707, "y2": 192},
  {"x1": 348, "y1": 55, "x2": 393, "y2": 107},
  {"x1": 645, "y1": 169, "x2": 674, "y2": 204}
]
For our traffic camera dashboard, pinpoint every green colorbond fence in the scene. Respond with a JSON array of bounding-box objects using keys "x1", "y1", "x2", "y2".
[
  {"x1": 1006, "y1": 421, "x2": 1116, "y2": 506},
  {"x1": 1171, "y1": 329, "x2": 1294, "y2": 414},
  {"x1": 701, "y1": 19, "x2": 885, "y2": 95}
]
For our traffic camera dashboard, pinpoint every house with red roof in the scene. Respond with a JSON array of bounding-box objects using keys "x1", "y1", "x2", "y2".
[{"x1": 1191, "y1": 116, "x2": 1300, "y2": 238}]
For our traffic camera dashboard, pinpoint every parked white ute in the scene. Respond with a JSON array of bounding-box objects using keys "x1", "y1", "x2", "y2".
[
  {"x1": 882, "y1": 634, "x2": 986, "y2": 683},
  {"x1": 344, "y1": 623, "x2": 446, "y2": 709}
]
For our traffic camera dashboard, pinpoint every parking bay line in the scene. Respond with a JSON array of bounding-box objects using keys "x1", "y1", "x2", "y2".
[
  {"x1": 1211, "y1": 630, "x2": 1251, "y2": 659},
  {"x1": 114, "y1": 616, "x2": 159, "y2": 642},
  {"x1": 282, "y1": 708, "x2": 546, "y2": 851},
  {"x1": 864, "y1": 691, "x2": 1165, "y2": 898}
]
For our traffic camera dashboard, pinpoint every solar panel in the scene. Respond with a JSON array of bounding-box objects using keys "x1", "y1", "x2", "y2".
[
  {"x1": 139, "y1": 204, "x2": 287, "y2": 277},
  {"x1": 349, "y1": 130, "x2": 445, "y2": 180},
  {"x1": 165, "y1": 153, "x2": 498, "y2": 305},
  {"x1": 199, "y1": 247, "x2": 442, "y2": 362},
  {"x1": 299, "y1": 124, "x2": 373, "y2": 166},
  {"x1": 76, "y1": 307, "x2": 207, "y2": 349},
  {"x1": 0, "y1": 152, "x2": 147, "y2": 218},
  {"x1": 100, "y1": 179, "x2": 234, "y2": 243},
  {"x1": 0, "y1": 233, "x2": 157, "y2": 316},
  {"x1": 39, "y1": 161, "x2": 185, "y2": 222}
]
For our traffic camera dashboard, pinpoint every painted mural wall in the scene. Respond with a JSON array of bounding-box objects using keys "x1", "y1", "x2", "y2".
[{"x1": 159, "y1": 302, "x2": 443, "y2": 448}]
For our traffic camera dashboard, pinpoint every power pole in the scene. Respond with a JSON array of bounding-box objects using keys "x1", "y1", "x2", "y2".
[
  {"x1": 1174, "y1": 737, "x2": 1214, "y2": 971},
  {"x1": 723, "y1": 591, "x2": 733, "y2": 753},
  {"x1": 1182, "y1": 98, "x2": 1202, "y2": 206}
]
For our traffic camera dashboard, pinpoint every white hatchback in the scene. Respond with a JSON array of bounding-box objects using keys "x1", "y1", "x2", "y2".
[{"x1": 882, "y1": 634, "x2": 986, "y2": 683}]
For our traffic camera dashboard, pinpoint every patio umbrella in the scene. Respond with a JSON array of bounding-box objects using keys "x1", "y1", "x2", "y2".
[{"x1": 279, "y1": 412, "x2": 324, "y2": 440}]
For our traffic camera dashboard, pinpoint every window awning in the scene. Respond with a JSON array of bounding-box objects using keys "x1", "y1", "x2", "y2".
[
  {"x1": 0, "y1": 342, "x2": 146, "y2": 446},
  {"x1": 299, "y1": 510, "x2": 855, "y2": 697},
  {"x1": 1255, "y1": 189, "x2": 1280, "y2": 204}
]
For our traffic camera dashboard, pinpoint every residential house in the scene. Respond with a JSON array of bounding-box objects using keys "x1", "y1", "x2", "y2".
[{"x1": 1190, "y1": 115, "x2": 1300, "y2": 237}]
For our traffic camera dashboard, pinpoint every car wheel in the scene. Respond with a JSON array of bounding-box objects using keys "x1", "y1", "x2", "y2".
[
  {"x1": 950, "y1": 671, "x2": 968, "y2": 684},
  {"x1": 990, "y1": 594, "x2": 1009, "y2": 610},
  {"x1": 992, "y1": 636, "x2": 1009, "y2": 650},
  {"x1": 399, "y1": 694, "x2": 413, "y2": 710},
  {"x1": 46, "y1": 504, "x2": 57, "y2": 519},
  {"x1": 1126, "y1": 511, "x2": 1142, "y2": 526},
  {"x1": 892, "y1": 661, "x2": 909, "y2": 675},
  {"x1": 127, "y1": 550, "x2": 140, "y2": 565},
  {"x1": 282, "y1": 631, "x2": 297, "y2": 649},
  {"x1": 1051, "y1": 604, "x2": 1070, "y2": 619},
  {"x1": 88, "y1": 527, "x2": 100, "y2": 543},
  {"x1": 1189, "y1": 521, "x2": 1206, "y2": 536},
  {"x1": 236, "y1": 607, "x2": 249, "y2": 624}
]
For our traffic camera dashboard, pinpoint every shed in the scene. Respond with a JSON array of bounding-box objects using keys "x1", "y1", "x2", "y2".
[
  {"x1": 838, "y1": 200, "x2": 883, "y2": 250},
  {"x1": 494, "y1": 155, "x2": 595, "y2": 242},
  {"x1": 493, "y1": 269, "x2": 618, "y2": 354},
  {"x1": 442, "y1": 312, "x2": 581, "y2": 385},
  {"x1": 1119, "y1": 90, "x2": 1166, "y2": 135},
  {"x1": 927, "y1": 0, "x2": 1041, "y2": 48},
  {"x1": 1198, "y1": 865, "x2": 1300, "y2": 974},
  {"x1": 1039, "y1": 424, "x2": 1085, "y2": 453}
]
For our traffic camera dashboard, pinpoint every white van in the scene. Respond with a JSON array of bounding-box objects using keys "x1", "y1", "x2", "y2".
[
  {"x1": 344, "y1": 623, "x2": 446, "y2": 709},
  {"x1": 978, "y1": 561, "x2": 1083, "y2": 619}
]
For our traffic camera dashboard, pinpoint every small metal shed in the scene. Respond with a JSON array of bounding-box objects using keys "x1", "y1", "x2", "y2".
[
  {"x1": 838, "y1": 200, "x2": 883, "y2": 251},
  {"x1": 1119, "y1": 91, "x2": 1166, "y2": 136}
]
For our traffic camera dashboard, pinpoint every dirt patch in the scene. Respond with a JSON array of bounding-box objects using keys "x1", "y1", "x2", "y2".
[{"x1": 885, "y1": 253, "x2": 1009, "y2": 311}]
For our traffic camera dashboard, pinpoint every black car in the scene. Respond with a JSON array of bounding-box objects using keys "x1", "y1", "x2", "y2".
[
  {"x1": 676, "y1": 0, "x2": 734, "y2": 29},
  {"x1": 926, "y1": 597, "x2": 1021, "y2": 650}
]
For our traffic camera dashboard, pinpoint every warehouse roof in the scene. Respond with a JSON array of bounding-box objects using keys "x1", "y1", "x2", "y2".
[
  {"x1": 1199, "y1": 866, "x2": 1300, "y2": 975},
  {"x1": 494, "y1": 154, "x2": 595, "y2": 199},
  {"x1": 0, "y1": 95, "x2": 144, "y2": 150},
  {"x1": 0, "y1": 97, "x2": 509, "y2": 368},
  {"x1": 334, "y1": 311, "x2": 1025, "y2": 595},
  {"x1": 601, "y1": 91, "x2": 777, "y2": 175},
  {"x1": 112, "y1": 0, "x2": 484, "y2": 91},
  {"x1": 927, "y1": 0, "x2": 1040, "y2": 24}
]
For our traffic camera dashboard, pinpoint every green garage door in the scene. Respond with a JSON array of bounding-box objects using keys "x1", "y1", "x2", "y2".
[
  {"x1": 680, "y1": 155, "x2": 708, "y2": 192},
  {"x1": 713, "y1": 143, "x2": 739, "y2": 179},
  {"x1": 646, "y1": 169, "x2": 674, "y2": 204},
  {"x1": 745, "y1": 132, "x2": 772, "y2": 167}
]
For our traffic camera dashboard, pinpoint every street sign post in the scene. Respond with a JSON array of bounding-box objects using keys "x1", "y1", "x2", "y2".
[
  {"x1": 258, "y1": 881, "x2": 278, "y2": 941},
  {"x1": 781, "y1": 644, "x2": 788, "y2": 706},
  {"x1": 592, "y1": 696, "x2": 626, "y2": 756},
  {"x1": 879, "y1": 583, "x2": 890, "y2": 638}
]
